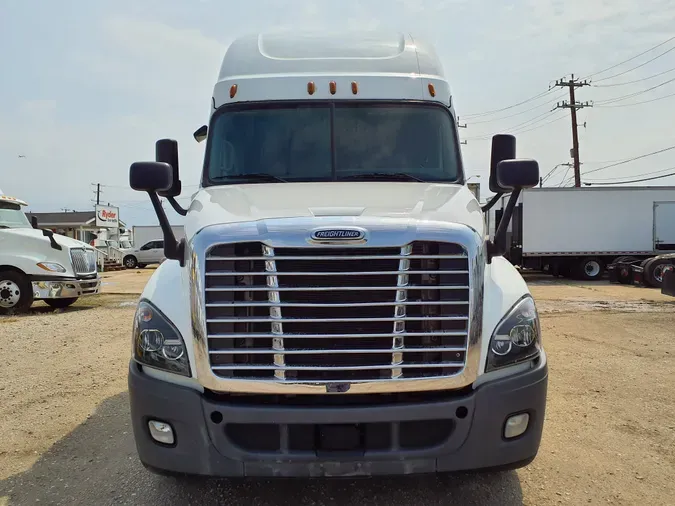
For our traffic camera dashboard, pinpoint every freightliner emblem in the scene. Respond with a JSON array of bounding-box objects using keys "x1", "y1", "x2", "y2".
[{"x1": 311, "y1": 229, "x2": 366, "y2": 241}]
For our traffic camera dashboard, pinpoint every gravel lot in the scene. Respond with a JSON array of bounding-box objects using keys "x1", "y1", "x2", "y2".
[{"x1": 1, "y1": 269, "x2": 674, "y2": 505}]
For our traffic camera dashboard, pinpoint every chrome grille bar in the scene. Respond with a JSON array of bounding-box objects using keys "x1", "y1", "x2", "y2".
[
  {"x1": 207, "y1": 255, "x2": 467, "y2": 261},
  {"x1": 212, "y1": 362, "x2": 465, "y2": 372},
  {"x1": 263, "y1": 245, "x2": 285, "y2": 380},
  {"x1": 392, "y1": 244, "x2": 412, "y2": 378},
  {"x1": 209, "y1": 331, "x2": 468, "y2": 339},
  {"x1": 205, "y1": 285, "x2": 469, "y2": 292},
  {"x1": 209, "y1": 346, "x2": 467, "y2": 355},
  {"x1": 206, "y1": 301, "x2": 469, "y2": 308}
]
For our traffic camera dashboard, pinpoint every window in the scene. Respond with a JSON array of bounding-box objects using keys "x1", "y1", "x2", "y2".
[
  {"x1": 0, "y1": 202, "x2": 31, "y2": 229},
  {"x1": 204, "y1": 102, "x2": 461, "y2": 184}
]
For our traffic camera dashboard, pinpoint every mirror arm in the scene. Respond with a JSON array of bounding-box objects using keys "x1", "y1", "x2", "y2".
[
  {"x1": 486, "y1": 188, "x2": 521, "y2": 263},
  {"x1": 148, "y1": 192, "x2": 185, "y2": 266},
  {"x1": 481, "y1": 193, "x2": 504, "y2": 213},
  {"x1": 167, "y1": 196, "x2": 188, "y2": 216}
]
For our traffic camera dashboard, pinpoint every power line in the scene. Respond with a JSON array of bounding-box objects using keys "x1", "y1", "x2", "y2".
[
  {"x1": 593, "y1": 66, "x2": 675, "y2": 87},
  {"x1": 592, "y1": 44, "x2": 675, "y2": 83},
  {"x1": 583, "y1": 35, "x2": 675, "y2": 80},
  {"x1": 583, "y1": 167, "x2": 675, "y2": 185},
  {"x1": 581, "y1": 144, "x2": 675, "y2": 177},
  {"x1": 594, "y1": 90, "x2": 675, "y2": 108},
  {"x1": 584, "y1": 165, "x2": 675, "y2": 182},
  {"x1": 594, "y1": 76, "x2": 675, "y2": 105},
  {"x1": 466, "y1": 92, "x2": 567, "y2": 124},
  {"x1": 461, "y1": 89, "x2": 552, "y2": 118}
]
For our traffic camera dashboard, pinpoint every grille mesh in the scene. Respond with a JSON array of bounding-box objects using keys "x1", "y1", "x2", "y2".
[
  {"x1": 70, "y1": 248, "x2": 97, "y2": 275},
  {"x1": 204, "y1": 241, "x2": 470, "y2": 382}
]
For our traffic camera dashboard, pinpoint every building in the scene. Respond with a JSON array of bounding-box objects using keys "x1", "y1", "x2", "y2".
[{"x1": 25, "y1": 211, "x2": 127, "y2": 246}]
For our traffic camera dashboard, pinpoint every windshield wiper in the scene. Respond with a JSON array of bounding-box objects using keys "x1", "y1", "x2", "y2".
[
  {"x1": 338, "y1": 172, "x2": 425, "y2": 182},
  {"x1": 212, "y1": 173, "x2": 288, "y2": 183}
]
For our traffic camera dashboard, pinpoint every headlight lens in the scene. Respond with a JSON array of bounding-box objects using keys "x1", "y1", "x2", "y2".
[
  {"x1": 37, "y1": 262, "x2": 67, "y2": 273},
  {"x1": 132, "y1": 300, "x2": 191, "y2": 376},
  {"x1": 487, "y1": 296, "x2": 541, "y2": 372}
]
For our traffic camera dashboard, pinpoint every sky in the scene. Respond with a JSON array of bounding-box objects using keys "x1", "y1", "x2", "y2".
[{"x1": 1, "y1": 0, "x2": 675, "y2": 226}]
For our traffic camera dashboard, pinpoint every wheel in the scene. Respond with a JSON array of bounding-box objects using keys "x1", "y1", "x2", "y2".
[
  {"x1": 44, "y1": 297, "x2": 78, "y2": 309},
  {"x1": 0, "y1": 270, "x2": 34, "y2": 314},
  {"x1": 124, "y1": 255, "x2": 138, "y2": 269},
  {"x1": 644, "y1": 257, "x2": 674, "y2": 288},
  {"x1": 576, "y1": 257, "x2": 604, "y2": 281}
]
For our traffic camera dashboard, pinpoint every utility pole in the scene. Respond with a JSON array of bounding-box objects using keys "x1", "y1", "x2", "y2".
[
  {"x1": 554, "y1": 75, "x2": 591, "y2": 187},
  {"x1": 91, "y1": 183, "x2": 102, "y2": 206},
  {"x1": 457, "y1": 117, "x2": 467, "y2": 145}
]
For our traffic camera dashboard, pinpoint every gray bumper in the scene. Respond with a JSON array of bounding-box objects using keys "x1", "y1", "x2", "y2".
[
  {"x1": 32, "y1": 277, "x2": 100, "y2": 299},
  {"x1": 128, "y1": 358, "x2": 548, "y2": 478}
]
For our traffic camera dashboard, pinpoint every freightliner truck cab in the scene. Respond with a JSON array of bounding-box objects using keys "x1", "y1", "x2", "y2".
[{"x1": 127, "y1": 31, "x2": 548, "y2": 478}]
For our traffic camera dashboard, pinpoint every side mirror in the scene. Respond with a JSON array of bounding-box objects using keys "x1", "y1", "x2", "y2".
[
  {"x1": 488, "y1": 134, "x2": 516, "y2": 193},
  {"x1": 496, "y1": 159, "x2": 540, "y2": 191},
  {"x1": 129, "y1": 162, "x2": 174, "y2": 193},
  {"x1": 129, "y1": 159, "x2": 184, "y2": 265},
  {"x1": 155, "y1": 139, "x2": 181, "y2": 198},
  {"x1": 30, "y1": 216, "x2": 38, "y2": 229},
  {"x1": 193, "y1": 125, "x2": 208, "y2": 143}
]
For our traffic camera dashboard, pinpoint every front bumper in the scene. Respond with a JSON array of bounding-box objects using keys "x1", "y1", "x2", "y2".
[
  {"x1": 128, "y1": 357, "x2": 548, "y2": 477},
  {"x1": 32, "y1": 276, "x2": 100, "y2": 299}
]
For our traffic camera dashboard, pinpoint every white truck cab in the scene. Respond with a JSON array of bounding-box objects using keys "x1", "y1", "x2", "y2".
[
  {"x1": 0, "y1": 191, "x2": 100, "y2": 313},
  {"x1": 126, "y1": 32, "x2": 547, "y2": 478}
]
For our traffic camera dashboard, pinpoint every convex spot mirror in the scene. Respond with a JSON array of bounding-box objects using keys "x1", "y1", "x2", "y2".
[{"x1": 155, "y1": 139, "x2": 182, "y2": 198}]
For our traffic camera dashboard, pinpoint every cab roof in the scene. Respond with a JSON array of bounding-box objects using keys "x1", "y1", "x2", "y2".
[
  {"x1": 212, "y1": 32, "x2": 451, "y2": 108},
  {"x1": 217, "y1": 32, "x2": 446, "y2": 82}
]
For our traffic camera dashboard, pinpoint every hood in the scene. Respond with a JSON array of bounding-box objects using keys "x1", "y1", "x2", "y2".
[
  {"x1": 0, "y1": 227, "x2": 92, "y2": 249},
  {"x1": 185, "y1": 182, "x2": 484, "y2": 238}
]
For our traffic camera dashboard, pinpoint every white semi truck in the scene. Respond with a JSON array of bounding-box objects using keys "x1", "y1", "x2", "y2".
[
  {"x1": 126, "y1": 32, "x2": 547, "y2": 478},
  {"x1": 0, "y1": 190, "x2": 100, "y2": 313}
]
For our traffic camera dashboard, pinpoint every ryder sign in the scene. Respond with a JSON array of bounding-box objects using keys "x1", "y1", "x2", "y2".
[{"x1": 95, "y1": 205, "x2": 119, "y2": 228}]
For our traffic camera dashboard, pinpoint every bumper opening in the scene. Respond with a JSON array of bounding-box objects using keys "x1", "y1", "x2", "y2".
[{"x1": 222, "y1": 419, "x2": 455, "y2": 455}]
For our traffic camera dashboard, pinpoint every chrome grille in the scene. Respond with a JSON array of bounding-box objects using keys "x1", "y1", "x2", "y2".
[
  {"x1": 204, "y1": 241, "x2": 470, "y2": 383},
  {"x1": 70, "y1": 248, "x2": 97, "y2": 275}
]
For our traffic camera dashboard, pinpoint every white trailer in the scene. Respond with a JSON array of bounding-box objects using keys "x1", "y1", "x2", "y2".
[{"x1": 497, "y1": 186, "x2": 675, "y2": 281}]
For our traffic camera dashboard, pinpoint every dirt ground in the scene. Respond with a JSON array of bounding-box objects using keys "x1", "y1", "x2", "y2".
[{"x1": 0, "y1": 269, "x2": 674, "y2": 505}]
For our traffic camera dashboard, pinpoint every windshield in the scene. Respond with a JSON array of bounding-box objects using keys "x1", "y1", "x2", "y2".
[
  {"x1": 204, "y1": 102, "x2": 462, "y2": 184},
  {"x1": 0, "y1": 202, "x2": 31, "y2": 229}
]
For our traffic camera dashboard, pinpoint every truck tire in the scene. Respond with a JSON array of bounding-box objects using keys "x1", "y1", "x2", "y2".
[
  {"x1": 576, "y1": 257, "x2": 604, "y2": 281},
  {"x1": 0, "y1": 270, "x2": 34, "y2": 314},
  {"x1": 44, "y1": 297, "x2": 78, "y2": 309},
  {"x1": 644, "y1": 257, "x2": 674, "y2": 288},
  {"x1": 124, "y1": 255, "x2": 138, "y2": 269}
]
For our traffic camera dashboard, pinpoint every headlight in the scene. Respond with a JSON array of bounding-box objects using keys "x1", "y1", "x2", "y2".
[
  {"x1": 132, "y1": 300, "x2": 191, "y2": 376},
  {"x1": 37, "y1": 262, "x2": 67, "y2": 273},
  {"x1": 486, "y1": 296, "x2": 541, "y2": 372}
]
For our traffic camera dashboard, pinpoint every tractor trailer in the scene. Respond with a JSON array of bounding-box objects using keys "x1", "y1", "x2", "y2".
[
  {"x1": 126, "y1": 31, "x2": 548, "y2": 478},
  {"x1": 490, "y1": 186, "x2": 675, "y2": 283}
]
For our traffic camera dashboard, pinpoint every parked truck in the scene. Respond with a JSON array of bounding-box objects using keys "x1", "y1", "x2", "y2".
[
  {"x1": 0, "y1": 190, "x2": 100, "y2": 313},
  {"x1": 125, "y1": 32, "x2": 547, "y2": 478},
  {"x1": 490, "y1": 186, "x2": 675, "y2": 283}
]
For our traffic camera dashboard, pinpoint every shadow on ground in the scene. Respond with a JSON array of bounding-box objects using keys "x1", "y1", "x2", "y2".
[{"x1": 0, "y1": 393, "x2": 524, "y2": 506}]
